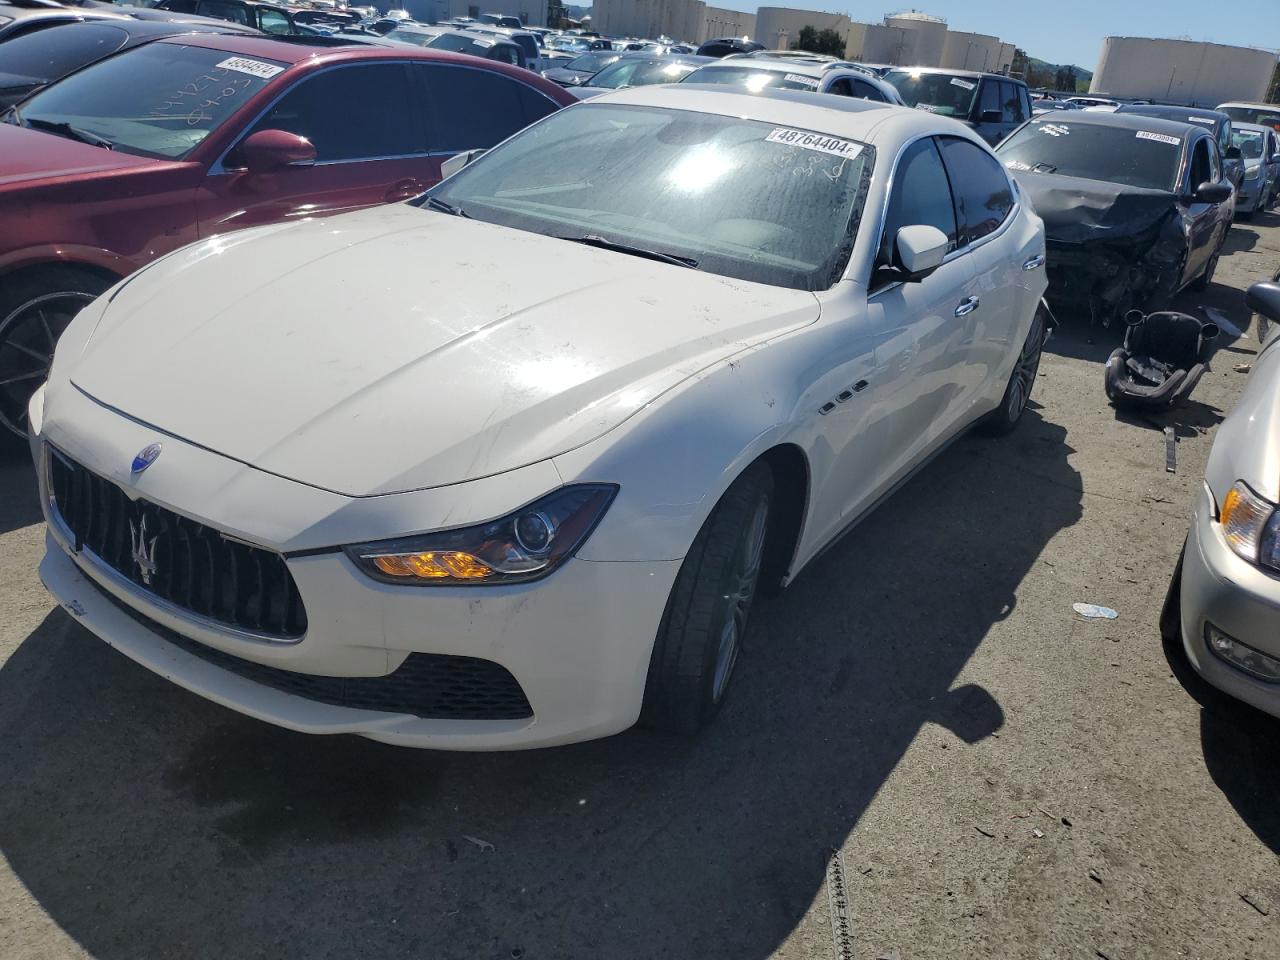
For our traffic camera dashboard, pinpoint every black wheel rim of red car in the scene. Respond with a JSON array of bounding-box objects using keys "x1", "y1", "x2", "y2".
[{"x1": 0, "y1": 291, "x2": 95, "y2": 436}]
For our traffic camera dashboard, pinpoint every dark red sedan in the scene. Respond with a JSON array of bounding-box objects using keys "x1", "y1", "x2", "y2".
[{"x1": 0, "y1": 34, "x2": 575, "y2": 434}]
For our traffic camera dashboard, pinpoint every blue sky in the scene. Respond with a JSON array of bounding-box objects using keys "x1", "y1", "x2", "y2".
[{"x1": 705, "y1": 1, "x2": 1278, "y2": 69}]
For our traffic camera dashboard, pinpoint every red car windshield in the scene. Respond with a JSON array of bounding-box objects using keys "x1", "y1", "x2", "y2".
[{"x1": 9, "y1": 43, "x2": 285, "y2": 160}]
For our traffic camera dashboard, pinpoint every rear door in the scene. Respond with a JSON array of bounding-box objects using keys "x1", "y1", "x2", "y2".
[
  {"x1": 196, "y1": 62, "x2": 432, "y2": 236},
  {"x1": 937, "y1": 135, "x2": 1025, "y2": 407},
  {"x1": 413, "y1": 62, "x2": 561, "y2": 161}
]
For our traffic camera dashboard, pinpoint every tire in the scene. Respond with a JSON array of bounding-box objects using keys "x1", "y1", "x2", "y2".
[
  {"x1": 979, "y1": 306, "x2": 1047, "y2": 436},
  {"x1": 0, "y1": 265, "x2": 112, "y2": 436},
  {"x1": 640, "y1": 461, "x2": 774, "y2": 735},
  {"x1": 1190, "y1": 249, "x2": 1218, "y2": 292}
]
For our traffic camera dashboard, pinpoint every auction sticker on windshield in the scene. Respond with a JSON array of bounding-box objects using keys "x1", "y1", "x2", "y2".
[
  {"x1": 766, "y1": 128, "x2": 862, "y2": 159},
  {"x1": 950, "y1": 77, "x2": 975, "y2": 90},
  {"x1": 1136, "y1": 130, "x2": 1181, "y2": 146},
  {"x1": 216, "y1": 57, "x2": 284, "y2": 80},
  {"x1": 784, "y1": 73, "x2": 820, "y2": 87}
]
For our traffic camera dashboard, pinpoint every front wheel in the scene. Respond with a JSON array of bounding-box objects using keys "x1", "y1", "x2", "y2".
[
  {"x1": 980, "y1": 307, "x2": 1047, "y2": 436},
  {"x1": 1190, "y1": 249, "x2": 1219, "y2": 292},
  {"x1": 641, "y1": 462, "x2": 773, "y2": 735},
  {"x1": 0, "y1": 266, "x2": 112, "y2": 436}
]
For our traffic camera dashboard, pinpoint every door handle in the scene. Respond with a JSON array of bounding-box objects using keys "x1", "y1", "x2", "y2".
[
  {"x1": 384, "y1": 179, "x2": 423, "y2": 202},
  {"x1": 1022, "y1": 254, "x2": 1046, "y2": 271},
  {"x1": 955, "y1": 296, "x2": 980, "y2": 317}
]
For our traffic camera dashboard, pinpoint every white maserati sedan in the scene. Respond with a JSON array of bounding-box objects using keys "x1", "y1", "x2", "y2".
[{"x1": 29, "y1": 86, "x2": 1049, "y2": 749}]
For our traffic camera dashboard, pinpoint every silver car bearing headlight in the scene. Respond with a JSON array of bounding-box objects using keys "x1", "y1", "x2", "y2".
[
  {"x1": 1219, "y1": 480, "x2": 1280, "y2": 571},
  {"x1": 344, "y1": 484, "x2": 617, "y2": 586}
]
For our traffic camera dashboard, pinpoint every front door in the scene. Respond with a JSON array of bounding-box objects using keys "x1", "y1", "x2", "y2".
[{"x1": 197, "y1": 62, "x2": 438, "y2": 236}]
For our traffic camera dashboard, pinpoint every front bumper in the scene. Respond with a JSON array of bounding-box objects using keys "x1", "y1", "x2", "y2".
[
  {"x1": 31, "y1": 395, "x2": 680, "y2": 750},
  {"x1": 1179, "y1": 482, "x2": 1280, "y2": 719}
]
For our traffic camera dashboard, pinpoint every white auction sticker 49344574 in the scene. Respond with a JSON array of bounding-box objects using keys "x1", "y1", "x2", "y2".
[{"x1": 217, "y1": 56, "x2": 284, "y2": 80}]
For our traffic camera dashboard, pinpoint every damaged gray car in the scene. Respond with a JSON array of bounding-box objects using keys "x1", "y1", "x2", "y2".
[{"x1": 997, "y1": 113, "x2": 1234, "y2": 326}]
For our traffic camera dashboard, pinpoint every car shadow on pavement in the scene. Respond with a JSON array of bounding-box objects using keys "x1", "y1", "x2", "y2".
[
  {"x1": 0, "y1": 410, "x2": 1084, "y2": 960},
  {"x1": 1161, "y1": 633, "x2": 1280, "y2": 855},
  {"x1": 0, "y1": 431, "x2": 41, "y2": 536}
]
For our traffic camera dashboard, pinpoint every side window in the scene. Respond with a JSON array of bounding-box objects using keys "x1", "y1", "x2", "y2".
[
  {"x1": 878, "y1": 137, "x2": 958, "y2": 271},
  {"x1": 258, "y1": 9, "x2": 292, "y2": 34},
  {"x1": 493, "y1": 45, "x2": 521, "y2": 66},
  {"x1": 852, "y1": 80, "x2": 885, "y2": 102},
  {"x1": 515, "y1": 82, "x2": 558, "y2": 125},
  {"x1": 198, "y1": 0, "x2": 251, "y2": 25},
  {"x1": 979, "y1": 79, "x2": 999, "y2": 118},
  {"x1": 1018, "y1": 85, "x2": 1032, "y2": 122},
  {"x1": 1220, "y1": 123, "x2": 1231, "y2": 158},
  {"x1": 1189, "y1": 138, "x2": 1212, "y2": 188},
  {"x1": 245, "y1": 64, "x2": 421, "y2": 162},
  {"x1": 1000, "y1": 82, "x2": 1024, "y2": 123},
  {"x1": 937, "y1": 136, "x2": 1014, "y2": 244},
  {"x1": 1208, "y1": 138, "x2": 1221, "y2": 182},
  {"x1": 416, "y1": 64, "x2": 536, "y2": 152},
  {"x1": 157, "y1": 0, "x2": 197, "y2": 10},
  {"x1": 826, "y1": 78, "x2": 853, "y2": 97}
]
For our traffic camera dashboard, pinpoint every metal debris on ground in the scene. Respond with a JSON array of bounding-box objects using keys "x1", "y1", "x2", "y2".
[
  {"x1": 1089, "y1": 869, "x2": 1103, "y2": 885},
  {"x1": 825, "y1": 848, "x2": 855, "y2": 960},
  {"x1": 1032, "y1": 828, "x2": 1045, "y2": 838},
  {"x1": 1164, "y1": 426, "x2": 1176, "y2": 473},
  {"x1": 974, "y1": 826, "x2": 996, "y2": 838},
  {"x1": 1073, "y1": 603, "x2": 1119, "y2": 620},
  {"x1": 1241, "y1": 893, "x2": 1270, "y2": 916},
  {"x1": 1233, "y1": 363, "x2": 1252, "y2": 373},
  {"x1": 461, "y1": 835, "x2": 495, "y2": 852}
]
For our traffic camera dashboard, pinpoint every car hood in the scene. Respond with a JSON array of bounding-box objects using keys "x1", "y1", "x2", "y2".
[
  {"x1": 1012, "y1": 172, "x2": 1177, "y2": 245},
  {"x1": 543, "y1": 67, "x2": 590, "y2": 84},
  {"x1": 69, "y1": 204, "x2": 820, "y2": 497},
  {"x1": 0, "y1": 121, "x2": 159, "y2": 188}
]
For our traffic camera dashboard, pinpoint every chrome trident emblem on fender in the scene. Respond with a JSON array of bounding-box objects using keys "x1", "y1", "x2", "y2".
[{"x1": 128, "y1": 515, "x2": 159, "y2": 587}]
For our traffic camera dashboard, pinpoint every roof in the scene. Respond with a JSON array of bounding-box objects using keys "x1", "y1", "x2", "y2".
[
  {"x1": 1027, "y1": 111, "x2": 1203, "y2": 141},
  {"x1": 697, "y1": 57, "x2": 829, "y2": 78},
  {"x1": 883, "y1": 65, "x2": 1020, "y2": 83},
  {"x1": 594, "y1": 84, "x2": 969, "y2": 148},
  {"x1": 1115, "y1": 104, "x2": 1228, "y2": 124}
]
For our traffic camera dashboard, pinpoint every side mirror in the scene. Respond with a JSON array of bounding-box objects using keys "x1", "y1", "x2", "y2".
[
  {"x1": 894, "y1": 224, "x2": 949, "y2": 281},
  {"x1": 240, "y1": 129, "x2": 315, "y2": 173},
  {"x1": 980, "y1": 109, "x2": 1003, "y2": 124},
  {"x1": 1193, "y1": 180, "x2": 1232, "y2": 204},
  {"x1": 441, "y1": 148, "x2": 486, "y2": 179},
  {"x1": 1225, "y1": 145, "x2": 1242, "y2": 161}
]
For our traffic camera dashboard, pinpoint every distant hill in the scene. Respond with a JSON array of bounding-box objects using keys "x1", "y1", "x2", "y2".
[
  {"x1": 1026, "y1": 56, "x2": 1093, "y2": 91},
  {"x1": 566, "y1": 4, "x2": 590, "y2": 19}
]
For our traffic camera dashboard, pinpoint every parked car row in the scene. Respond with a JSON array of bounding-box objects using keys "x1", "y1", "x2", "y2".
[{"x1": 6, "y1": 16, "x2": 1280, "y2": 748}]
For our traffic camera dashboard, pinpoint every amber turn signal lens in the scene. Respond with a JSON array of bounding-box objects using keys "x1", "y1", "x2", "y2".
[{"x1": 373, "y1": 552, "x2": 493, "y2": 580}]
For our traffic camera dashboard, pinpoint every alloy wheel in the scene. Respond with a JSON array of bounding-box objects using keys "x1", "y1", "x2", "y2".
[
  {"x1": 0, "y1": 291, "x2": 94, "y2": 436},
  {"x1": 711, "y1": 495, "x2": 769, "y2": 703},
  {"x1": 1006, "y1": 312, "x2": 1045, "y2": 421}
]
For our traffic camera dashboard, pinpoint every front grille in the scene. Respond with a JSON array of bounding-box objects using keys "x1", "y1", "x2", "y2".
[
  {"x1": 97, "y1": 583, "x2": 533, "y2": 721},
  {"x1": 48, "y1": 449, "x2": 307, "y2": 639}
]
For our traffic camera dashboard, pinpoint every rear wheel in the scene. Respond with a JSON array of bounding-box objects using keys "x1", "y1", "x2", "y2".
[
  {"x1": 0, "y1": 266, "x2": 112, "y2": 436},
  {"x1": 641, "y1": 462, "x2": 773, "y2": 735},
  {"x1": 980, "y1": 307, "x2": 1047, "y2": 436}
]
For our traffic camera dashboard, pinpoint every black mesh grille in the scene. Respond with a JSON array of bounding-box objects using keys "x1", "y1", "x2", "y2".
[
  {"x1": 48, "y1": 449, "x2": 307, "y2": 638},
  {"x1": 97, "y1": 584, "x2": 533, "y2": 721}
]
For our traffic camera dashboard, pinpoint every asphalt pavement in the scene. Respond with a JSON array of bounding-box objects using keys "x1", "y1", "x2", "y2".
[{"x1": 1, "y1": 216, "x2": 1278, "y2": 960}]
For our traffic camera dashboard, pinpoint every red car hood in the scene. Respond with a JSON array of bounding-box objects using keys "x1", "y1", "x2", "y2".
[{"x1": 0, "y1": 122, "x2": 161, "y2": 188}]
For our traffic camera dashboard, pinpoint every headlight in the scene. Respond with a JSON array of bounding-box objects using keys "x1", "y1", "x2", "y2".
[
  {"x1": 1220, "y1": 480, "x2": 1280, "y2": 570},
  {"x1": 344, "y1": 484, "x2": 617, "y2": 586}
]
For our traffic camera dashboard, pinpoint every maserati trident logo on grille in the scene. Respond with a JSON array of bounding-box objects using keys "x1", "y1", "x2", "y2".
[
  {"x1": 130, "y1": 442, "x2": 162, "y2": 474},
  {"x1": 128, "y1": 515, "x2": 159, "y2": 586}
]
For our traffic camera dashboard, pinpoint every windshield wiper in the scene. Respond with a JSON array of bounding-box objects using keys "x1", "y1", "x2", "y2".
[
  {"x1": 2, "y1": 104, "x2": 21, "y2": 126},
  {"x1": 24, "y1": 116, "x2": 113, "y2": 149},
  {"x1": 560, "y1": 234, "x2": 698, "y2": 269},
  {"x1": 424, "y1": 195, "x2": 469, "y2": 218}
]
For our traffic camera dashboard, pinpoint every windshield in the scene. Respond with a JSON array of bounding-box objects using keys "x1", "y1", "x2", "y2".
[
  {"x1": 1232, "y1": 130, "x2": 1265, "y2": 160},
  {"x1": 1218, "y1": 106, "x2": 1280, "y2": 131},
  {"x1": 386, "y1": 27, "x2": 439, "y2": 45},
  {"x1": 428, "y1": 33, "x2": 493, "y2": 56},
  {"x1": 420, "y1": 103, "x2": 873, "y2": 291},
  {"x1": 997, "y1": 119, "x2": 1182, "y2": 191},
  {"x1": 587, "y1": 58, "x2": 700, "y2": 88},
  {"x1": 0, "y1": 22, "x2": 130, "y2": 79},
  {"x1": 549, "y1": 36, "x2": 589, "y2": 52},
  {"x1": 883, "y1": 70, "x2": 976, "y2": 117},
  {"x1": 6, "y1": 43, "x2": 282, "y2": 159},
  {"x1": 562, "y1": 51, "x2": 617, "y2": 72},
  {"x1": 682, "y1": 65, "x2": 819, "y2": 93}
]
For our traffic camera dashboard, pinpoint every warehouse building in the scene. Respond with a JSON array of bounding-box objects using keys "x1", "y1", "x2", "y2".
[
  {"x1": 1091, "y1": 37, "x2": 1277, "y2": 107},
  {"x1": 754, "y1": 6, "x2": 849, "y2": 51}
]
